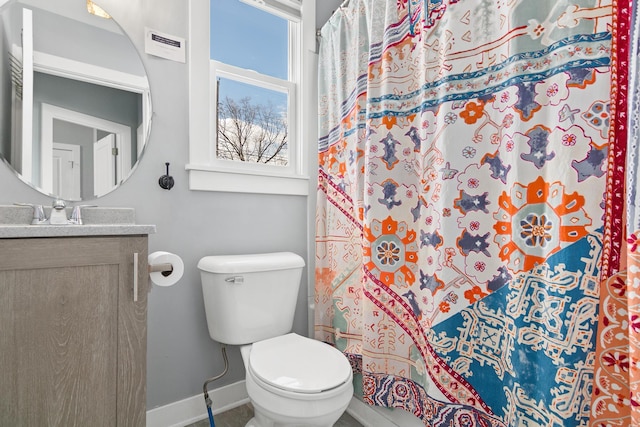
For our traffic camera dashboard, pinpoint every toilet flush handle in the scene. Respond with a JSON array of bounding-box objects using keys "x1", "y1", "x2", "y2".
[{"x1": 225, "y1": 276, "x2": 244, "y2": 284}]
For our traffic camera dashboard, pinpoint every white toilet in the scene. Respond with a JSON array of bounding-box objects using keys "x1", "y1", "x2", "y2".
[{"x1": 198, "y1": 252, "x2": 354, "y2": 427}]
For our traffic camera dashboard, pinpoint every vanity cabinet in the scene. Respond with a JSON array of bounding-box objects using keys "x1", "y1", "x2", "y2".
[{"x1": 0, "y1": 235, "x2": 149, "y2": 426}]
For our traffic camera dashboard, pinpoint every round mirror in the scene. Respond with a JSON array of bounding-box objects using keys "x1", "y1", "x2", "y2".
[{"x1": 0, "y1": 0, "x2": 152, "y2": 201}]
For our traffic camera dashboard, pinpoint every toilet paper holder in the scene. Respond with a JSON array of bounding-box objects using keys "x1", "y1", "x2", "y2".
[
  {"x1": 149, "y1": 262, "x2": 174, "y2": 277},
  {"x1": 147, "y1": 251, "x2": 184, "y2": 288},
  {"x1": 133, "y1": 257, "x2": 179, "y2": 302}
]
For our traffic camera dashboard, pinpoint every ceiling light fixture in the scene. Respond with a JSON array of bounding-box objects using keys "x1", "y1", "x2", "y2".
[{"x1": 86, "y1": 0, "x2": 111, "y2": 19}]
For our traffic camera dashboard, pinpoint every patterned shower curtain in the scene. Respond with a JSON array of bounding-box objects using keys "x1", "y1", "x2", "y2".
[{"x1": 315, "y1": 0, "x2": 636, "y2": 425}]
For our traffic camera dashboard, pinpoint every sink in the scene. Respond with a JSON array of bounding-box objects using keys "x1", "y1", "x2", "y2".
[
  {"x1": 0, "y1": 205, "x2": 136, "y2": 225},
  {"x1": 0, "y1": 205, "x2": 155, "y2": 238}
]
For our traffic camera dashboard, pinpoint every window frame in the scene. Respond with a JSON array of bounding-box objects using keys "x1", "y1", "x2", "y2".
[
  {"x1": 188, "y1": 0, "x2": 313, "y2": 195},
  {"x1": 211, "y1": 60, "x2": 296, "y2": 176}
]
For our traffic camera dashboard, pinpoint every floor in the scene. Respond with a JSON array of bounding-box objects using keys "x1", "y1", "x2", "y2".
[{"x1": 187, "y1": 403, "x2": 364, "y2": 427}]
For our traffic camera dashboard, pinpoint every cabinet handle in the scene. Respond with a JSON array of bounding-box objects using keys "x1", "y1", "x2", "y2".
[{"x1": 133, "y1": 252, "x2": 139, "y2": 302}]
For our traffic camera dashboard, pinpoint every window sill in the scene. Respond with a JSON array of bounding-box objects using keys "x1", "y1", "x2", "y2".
[{"x1": 186, "y1": 165, "x2": 310, "y2": 196}]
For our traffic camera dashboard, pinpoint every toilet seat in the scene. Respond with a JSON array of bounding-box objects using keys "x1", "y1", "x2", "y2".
[{"x1": 248, "y1": 333, "x2": 352, "y2": 394}]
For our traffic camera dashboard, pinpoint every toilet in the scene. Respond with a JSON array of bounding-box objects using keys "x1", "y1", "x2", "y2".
[{"x1": 198, "y1": 252, "x2": 353, "y2": 427}]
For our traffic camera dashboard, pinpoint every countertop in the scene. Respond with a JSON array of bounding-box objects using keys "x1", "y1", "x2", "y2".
[
  {"x1": 0, "y1": 205, "x2": 156, "y2": 238},
  {"x1": 0, "y1": 224, "x2": 156, "y2": 238}
]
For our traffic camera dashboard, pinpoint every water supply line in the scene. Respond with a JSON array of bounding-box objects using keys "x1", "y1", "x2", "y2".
[{"x1": 203, "y1": 344, "x2": 229, "y2": 427}]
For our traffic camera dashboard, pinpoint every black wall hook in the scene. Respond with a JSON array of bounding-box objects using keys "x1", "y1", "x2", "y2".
[{"x1": 158, "y1": 162, "x2": 175, "y2": 190}]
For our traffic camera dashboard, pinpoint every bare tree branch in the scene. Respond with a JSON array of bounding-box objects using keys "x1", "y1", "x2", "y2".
[{"x1": 217, "y1": 96, "x2": 288, "y2": 165}]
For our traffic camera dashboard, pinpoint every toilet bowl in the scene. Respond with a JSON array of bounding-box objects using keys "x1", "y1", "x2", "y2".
[
  {"x1": 198, "y1": 253, "x2": 354, "y2": 427},
  {"x1": 240, "y1": 333, "x2": 353, "y2": 427}
]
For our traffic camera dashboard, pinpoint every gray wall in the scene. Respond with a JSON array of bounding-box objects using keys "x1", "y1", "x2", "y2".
[{"x1": 0, "y1": 0, "x2": 342, "y2": 411}]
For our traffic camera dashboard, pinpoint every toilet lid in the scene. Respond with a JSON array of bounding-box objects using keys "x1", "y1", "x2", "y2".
[{"x1": 249, "y1": 333, "x2": 352, "y2": 394}]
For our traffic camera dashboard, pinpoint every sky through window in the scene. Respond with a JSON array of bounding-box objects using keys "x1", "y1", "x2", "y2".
[{"x1": 210, "y1": 0, "x2": 291, "y2": 166}]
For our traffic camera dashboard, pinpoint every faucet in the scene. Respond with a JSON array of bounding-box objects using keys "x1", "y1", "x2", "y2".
[
  {"x1": 17, "y1": 200, "x2": 94, "y2": 225},
  {"x1": 31, "y1": 204, "x2": 47, "y2": 224},
  {"x1": 14, "y1": 202, "x2": 48, "y2": 224},
  {"x1": 48, "y1": 199, "x2": 69, "y2": 225},
  {"x1": 49, "y1": 200, "x2": 93, "y2": 225},
  {"x1": 68, "y1": 205, "x2": 84, "y2": 225}
]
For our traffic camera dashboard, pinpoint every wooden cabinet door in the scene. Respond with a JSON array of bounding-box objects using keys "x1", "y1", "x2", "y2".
[
  {"x1": 116, "y1": 236, "x2": 148, "y2": 427},
  {"x1": 0, "y1": 236, "x2": 148, "y2": 427}
]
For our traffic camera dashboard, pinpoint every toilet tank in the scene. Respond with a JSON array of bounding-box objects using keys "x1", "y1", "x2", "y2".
[{"x1": 198, "y1": 252, "x2": 305, "y2": 345}]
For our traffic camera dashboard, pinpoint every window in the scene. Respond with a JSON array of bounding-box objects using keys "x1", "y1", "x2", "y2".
[{"x1": 188, "y1": 0, "x2": 315, "y2": 195}]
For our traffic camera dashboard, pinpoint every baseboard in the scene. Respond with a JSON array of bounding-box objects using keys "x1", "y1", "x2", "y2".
[
  {"x1": 146, "y1": 382, "x2": 421, "y2": 427},
  {"x1": 146, "y1": 380, "x2": 250, "y2": 427},
  {"x1": 346, "y1": 396, "x2": 423, "y2": 427}
]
